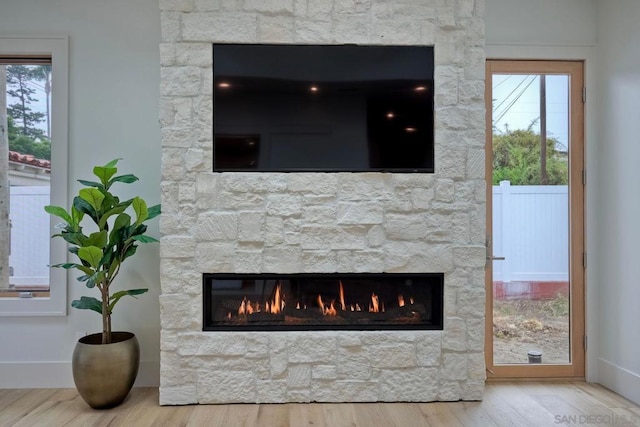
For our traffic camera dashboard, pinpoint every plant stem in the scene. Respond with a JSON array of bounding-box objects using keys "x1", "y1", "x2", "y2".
[{"x1": 101, "y1": 285, "x2": 111, "y2": 344}]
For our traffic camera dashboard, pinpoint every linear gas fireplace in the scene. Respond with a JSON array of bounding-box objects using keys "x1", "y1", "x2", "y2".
[{"x1": 203, "y1": 273, "x2": 443, "y2": 331}]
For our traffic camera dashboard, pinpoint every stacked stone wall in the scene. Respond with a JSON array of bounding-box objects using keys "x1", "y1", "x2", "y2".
[{"x1": 159, "y1": 0, "x2": 486, "y2": 404}]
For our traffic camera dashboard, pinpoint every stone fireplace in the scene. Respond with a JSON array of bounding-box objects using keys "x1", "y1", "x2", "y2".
[{"x1": 159, "y1": 0, "x2": 486, "y2": 404}]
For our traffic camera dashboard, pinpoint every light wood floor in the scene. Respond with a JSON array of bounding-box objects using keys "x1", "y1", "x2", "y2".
[{"x1": 1, "y1": 382, "x2": 639, "y2": 426}]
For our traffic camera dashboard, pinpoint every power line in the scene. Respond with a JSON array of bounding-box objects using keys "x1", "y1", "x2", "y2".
[
  {"x1": 494, "y1": 75, "x2": 538, "y2": 125},
  {"x1": 493, "y1": 75, "x2": 531, "y2": 114},
  {"x1": 494, "y1": 74, "x2": 514, "y2": 89}
]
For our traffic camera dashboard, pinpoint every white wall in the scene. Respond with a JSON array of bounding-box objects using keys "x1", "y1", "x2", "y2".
[
  {"x1": 485, "y1": 0, "x2": 601, "y2": 385},
  {"x1": 595, "y1": 0, "x2": 640, "y2": 405},
  {"x1": 0, "y1": 0, "x2": 161, "y2": 387},
  {"x1": 487, "y1": 0, "x2": 640, "y2": 405},
  {"x1": 486, "y1": 0, "x2": 597, "y2": 46}
]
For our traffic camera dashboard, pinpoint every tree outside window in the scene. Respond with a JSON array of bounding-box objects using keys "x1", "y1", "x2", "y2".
[{"x1": 1, "y1": 61, "x2": 52, "y2": 297}]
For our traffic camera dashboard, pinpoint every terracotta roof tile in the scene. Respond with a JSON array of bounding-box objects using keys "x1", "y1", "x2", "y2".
[{"x1": 8, "y1": 151, "x2": 51, "y2": 170}]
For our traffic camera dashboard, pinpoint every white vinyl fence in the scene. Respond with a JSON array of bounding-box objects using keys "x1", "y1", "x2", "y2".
[
  {"x1": 9, "y1": 186, "x2": 50, "y2": 288},
  {"x1": 492, "y1": 181, "x2": 569, "y2": 283}
]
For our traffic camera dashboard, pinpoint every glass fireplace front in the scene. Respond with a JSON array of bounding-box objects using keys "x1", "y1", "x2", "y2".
[{"x1": 203, "y1": 273, "x2": 443, "y2": 331}]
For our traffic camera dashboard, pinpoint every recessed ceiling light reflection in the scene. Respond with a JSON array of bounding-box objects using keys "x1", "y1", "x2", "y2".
[
  {"x1": 414, "y1": 86, "x2": 427, "y2": 92},
  {"x1": 386, "y1": 112, "x2": 395, "y2": 119},
  {"x1": 404, "y1": 127, "x2": 417, "y2": 133},
  {"x1": 218, "y1": 82, "x2": 231, "y2": 88},
  {"x1": 310, "y1": 85, "x2": 319, "y2": 92}
]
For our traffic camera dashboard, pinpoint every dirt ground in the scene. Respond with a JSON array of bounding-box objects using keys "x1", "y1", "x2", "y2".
[{"x1": 493, "y1": 295, "x2": 570, "y2": 364}]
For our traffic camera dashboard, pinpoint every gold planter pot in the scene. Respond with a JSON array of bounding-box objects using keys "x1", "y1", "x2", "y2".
[{"x1": 72, "y1": 331, "x2": 140, "y2": 409}]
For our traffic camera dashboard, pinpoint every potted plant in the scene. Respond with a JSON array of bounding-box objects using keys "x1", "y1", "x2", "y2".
[{"x1": 44, "y1": 158, "x2": 160, "y2": 409}]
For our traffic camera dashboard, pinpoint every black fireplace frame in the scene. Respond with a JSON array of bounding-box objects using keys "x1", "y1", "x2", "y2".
[{"x1": 202, "y1": 272, "x2": 443, "y2": 331}]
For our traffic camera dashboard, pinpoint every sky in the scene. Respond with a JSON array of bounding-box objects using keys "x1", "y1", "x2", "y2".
[{"x1": 492, "y1": 74, "x2": 569, "y2": 152}]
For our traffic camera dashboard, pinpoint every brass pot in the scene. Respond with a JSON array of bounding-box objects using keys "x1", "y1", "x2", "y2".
[{"x1": 72, "y1": 331, "x2": 140, "y2": 409}]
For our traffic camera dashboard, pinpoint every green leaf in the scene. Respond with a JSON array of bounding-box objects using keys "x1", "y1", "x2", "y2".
[
  {"x1": 71, "y1": 205, "x2": 85, "y2": 226},
  {"x1": 98, "y1": 203, "x2": 128, "y2": 230},
  {"x1": 132, "y1": 197, "x2": 148, "y2": 226},
  {"x1": 75, "y1": 265, "x2": 96, "y2": 276},
  {"x1": 61, "y1": 232, "x2": 88, "y2": 246},
  {"x1": 109, "y1": 213, "x2": 131, "y2": 245},
  {"x1": 131, "y1": 223, "x2": 147, "y2": 235},
  {"x1": 78, "y1": 246, "x2": 103, "y2": 269},
  {"x1": 73, "y1": 196, "x2": 98, "y2": 222},
  {"x1": 93, "y1": 165, "x2": 118, "y2": 186},
  {"x1": 110, "y1": 288, "x2": 148, "y2": 300},
  {"x1": 104, "y1": 158, "x2": 121, "y2": 168},
  {"x1": 79, "y1": 188, "x2": 105, "y2": 213},
  {"x1": 83, "y1": 271, "x2": 103, "y2": 288},
  {"x1": 50, "y1": 262, "x2": 82, "y2": 269},
  {"x1": 108, "y1": 258, "x2": 120, "y2": 277},
  {"x1": 53, "y1": 263, "x2": 96, "y2": 280},
  {"x1": 109, "y1": 174, "x2": 138, "y2": 185},
  {"x1": 122, "y1": 245, "x2": 137, "y2": 261},
  {"x1": 77, "y1": 179, "x2": 104, "y2": 190},
  {"x1": 44, "y1": 205, "x2": 72, "y2": 224},
  {"x1": 108, "y1": 288, "x2": 148, "y2": 312},
  {"x1": 147, "y1": 204, "x2": 161, "y2": 220},
  {"x1": 99, "y1": 249, "x2": 114, "y2": 269},
  {"x1": 87, "y1": 231, "x2": 108, "y2": 248},
  {"x1": 101, "y1": 192, "x2": 117, "y2": 212},
  {"x1": 71, "y1": 296, "x2": 102, "y2": 314},
  {"x1": 132, "y1": 235, "x2": 159, "y2": 244}
]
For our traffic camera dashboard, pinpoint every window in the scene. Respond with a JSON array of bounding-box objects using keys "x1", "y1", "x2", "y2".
[{"x1": 0, "y1": 36, "x2": 69, "y2": 316}]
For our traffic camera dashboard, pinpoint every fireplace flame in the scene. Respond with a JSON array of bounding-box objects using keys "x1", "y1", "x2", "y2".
[
  {"x1": 234, "y1": 280, "x2": 417, "y2": 321},
  {"x1": 339, "y1": 281, "x2": 346, "y2": 311},
  {"x1": 317, "y1": 295, "x2": 338, "y2": 316},
  {"x1": 317, "y1": 294, "x2": 325, "y2": 314},
  {"x1": 239, "y1": 283, "x2": 285, "y2": 316},
  {"x1": 269, "y1": 281, "x2": 284, "y2": 314},
  {"x1": 369, "y1": 293, "x2": 380, "y2": 313},
  {"x1": 327, "y1": 300, "x2": 337, "y2": 316}
]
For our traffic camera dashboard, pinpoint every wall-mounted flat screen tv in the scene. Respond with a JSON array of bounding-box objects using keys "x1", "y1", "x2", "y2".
[{"x1": 213, "y1": 44, "x2": 434, "y2": 172}]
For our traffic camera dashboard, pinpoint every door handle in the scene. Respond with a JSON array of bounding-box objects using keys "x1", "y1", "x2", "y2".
[{"x1": 485, "y1": 236, "x2": 505, "y2": 266}]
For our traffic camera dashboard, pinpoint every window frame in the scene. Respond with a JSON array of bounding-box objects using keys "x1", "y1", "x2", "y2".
[{"x1": 0, "y1": 35, "x2": 69, "y2": 316}]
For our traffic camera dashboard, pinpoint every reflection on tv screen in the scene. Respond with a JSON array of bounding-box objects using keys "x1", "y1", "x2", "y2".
[{"x1": 213, "y1": 44, "x2": 434, "y2": 172}]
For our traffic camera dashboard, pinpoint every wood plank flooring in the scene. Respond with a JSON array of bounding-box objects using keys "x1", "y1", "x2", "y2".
[{"x1": 0, "y1": 382, "x2": 638, "y2": 426}]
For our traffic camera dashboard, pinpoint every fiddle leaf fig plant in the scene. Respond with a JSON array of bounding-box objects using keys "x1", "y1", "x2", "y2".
[{"x1": 45, "y1": 159, "x2": 160, "y2": 344}]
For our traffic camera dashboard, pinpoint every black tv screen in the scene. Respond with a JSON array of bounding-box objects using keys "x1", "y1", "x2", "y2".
[{"x1": 213, "y1": 44, "x2": 434, "y2": 172}]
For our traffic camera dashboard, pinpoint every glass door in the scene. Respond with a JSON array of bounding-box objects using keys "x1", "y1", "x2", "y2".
[{"x1": 485, "y1": 60, "x2": 585, "y2": 378}]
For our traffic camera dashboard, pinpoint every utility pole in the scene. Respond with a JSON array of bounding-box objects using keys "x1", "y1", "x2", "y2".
[
  {"x1": 540, "y1": 74, "x2": 548, "y2": 185},
  {"x1": 0, "y1": 66, "x2": 10, "y2": 288}
]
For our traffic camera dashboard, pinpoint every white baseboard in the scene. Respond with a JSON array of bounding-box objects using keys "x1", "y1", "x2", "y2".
[
  {"x1": 597, "y1": 357, "x2": 640, "y2": 405},
  {"x1": 0, "y1": 360, "x2": 159, "y2": 388}
]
